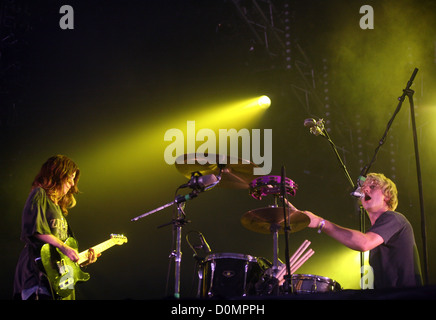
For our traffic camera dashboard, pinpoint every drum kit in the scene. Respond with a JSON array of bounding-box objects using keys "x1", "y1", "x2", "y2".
[{"x1": 132, "y1": 153, "x2": 341, "y2": 299}]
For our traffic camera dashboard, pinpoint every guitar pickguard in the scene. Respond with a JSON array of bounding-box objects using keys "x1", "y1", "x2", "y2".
[{"x1": 57, "y1": 260, "x2": 75, "y2": 290}]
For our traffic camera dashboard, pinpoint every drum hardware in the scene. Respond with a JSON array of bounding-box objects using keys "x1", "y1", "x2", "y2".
[
  {"x1": 241, "y1": 206, "x2": 310, "y2": 292},
  {"x1": 241, "y1": 171, "x2": 341, "y2": 296},
  {"x1": 175, "y1": 153, "x2": 259, "y2": 189},
  {"x1": 131, "y1": 153, "x2": 260, "y2": 299},
  {"x1": 185, "y1": 230, "x2": 213, "y2": 298},
  {"x1": 131, "y1": 171, "x2": 221, "y2": 299},
  {"x1": 131, "y1": 152, "x2": 333, "y2": 298},
  {"x1": 186, "y1": 230, "x2": 212, "y2": 261},
  {"x1": 255, "y1": 273, "x2": 280, "y2": 296},
  {"x1": 244, "y1": 168, "x2": 312, "y2": 293}
]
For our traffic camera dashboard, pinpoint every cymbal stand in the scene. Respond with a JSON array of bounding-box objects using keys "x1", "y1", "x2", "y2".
[
  {"x1": 280, "y1": 165, "x2": 293, "y2": 294},
  {"x1": 270, "y1": 221, "x2": 280, "y2": 278},
  {"x1": 266, "y1": 191, "x2": 282, "y2": 296}
]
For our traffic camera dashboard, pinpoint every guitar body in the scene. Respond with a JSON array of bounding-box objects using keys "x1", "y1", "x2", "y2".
[
  {"x1": 40, "y1": 234, "x2": 127, "y2": 298},
  {"x1": 40, "y1": 237, "x2": 90, "y2": 298}
]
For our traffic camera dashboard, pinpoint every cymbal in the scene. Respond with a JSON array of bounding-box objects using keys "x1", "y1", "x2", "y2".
[
  {"x1": 241, "y1": 207, "x2": 310, "y2": 234},
  {"x1": 175, "y1": 153, "x2": 258, "y2": 189}
]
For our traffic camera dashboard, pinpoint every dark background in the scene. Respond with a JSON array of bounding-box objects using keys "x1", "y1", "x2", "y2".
[{"x1": 1, "y1": 0, "x2": 435, "y2": 299}]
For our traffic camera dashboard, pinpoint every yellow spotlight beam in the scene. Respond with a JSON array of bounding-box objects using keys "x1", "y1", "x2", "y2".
[
  {"x1": 76, "y1": 95, "x2": 271, "y2": 196},
  {"x1": 193, "y1": 95, "x2": 271, "y2": 129}
]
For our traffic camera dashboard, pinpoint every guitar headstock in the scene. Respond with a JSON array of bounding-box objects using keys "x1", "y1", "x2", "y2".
[{"x1": 109, "y1": 234, "x2": 128, "y2": 245}]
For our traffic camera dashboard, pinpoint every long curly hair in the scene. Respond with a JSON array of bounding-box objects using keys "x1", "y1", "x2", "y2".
[{"x1": 31, "y1": 155, "x2": 80, "y2": 215}]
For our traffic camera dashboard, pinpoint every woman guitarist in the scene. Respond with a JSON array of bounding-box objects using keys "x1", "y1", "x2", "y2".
[{"x1": 13, "y1": 155, "x2": 98, "y2": 300}]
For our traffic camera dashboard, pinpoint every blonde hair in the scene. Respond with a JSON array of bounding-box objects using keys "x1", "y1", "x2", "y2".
[
  {"x1": 364, "y1": 173, "x2": 398, "y2": 210},
  {"x1": 31, "y1": 155, "x2": 80, "y2": 215}
]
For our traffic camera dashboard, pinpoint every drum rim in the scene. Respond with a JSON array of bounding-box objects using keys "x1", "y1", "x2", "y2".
[
  {"x1": 205, "y1": 252, "x2": 257, "y2": 262},
  {"x1": 292, "y1": 273, "x2": 336, "y2": 283}
]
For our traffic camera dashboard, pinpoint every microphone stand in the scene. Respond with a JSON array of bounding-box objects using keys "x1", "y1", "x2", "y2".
[
  {"x1": 132, "y1": 189, "x2": 197, "y2": 299},
  {"x1": 131, "y1": 174, "x2": 221, "y2": 299},
  {"x1": 315, "y1": 120, "x2": 366, "y2": 270},
  {"x1": 358, "y1": 68, "x2": 428, "y2": 285}
]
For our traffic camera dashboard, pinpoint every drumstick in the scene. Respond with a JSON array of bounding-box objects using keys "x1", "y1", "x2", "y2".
[
  {"x1": 279, "y1": 249, "x2": 315, "y2": 285},
  {"x1": 275, "y1": 240, "x2": 310, "y2": 280},
  {"x1": 291, "y1": 249, "x2": 314, "y2": 273},
  {"x1": 289, "y1": 240, "x2": 311, "y2": 266}
]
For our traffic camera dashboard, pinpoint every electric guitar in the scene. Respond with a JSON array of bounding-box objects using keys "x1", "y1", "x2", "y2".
[{"x1": 40, "y1": 234, "x2": 128, "y2": 298}]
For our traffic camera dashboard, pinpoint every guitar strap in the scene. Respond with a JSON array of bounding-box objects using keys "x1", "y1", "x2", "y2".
[{"x1": 66, "y1": 216, "x2": 80, "y2": 249}]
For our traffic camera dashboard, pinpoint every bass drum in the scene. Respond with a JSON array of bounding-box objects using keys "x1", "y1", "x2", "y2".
[
  {"x1": 200, "y1": 253, "x2": 263, "y2": 298},
  {"x1": 291, "y1": 274, "x2": 341, "y2": 293}
]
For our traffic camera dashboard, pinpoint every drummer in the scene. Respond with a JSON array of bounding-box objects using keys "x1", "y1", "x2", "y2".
[{"x1": 301, "y1": 173, "x2": 422, "y2": 289}]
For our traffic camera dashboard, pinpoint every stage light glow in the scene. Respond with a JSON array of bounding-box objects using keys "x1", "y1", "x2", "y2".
[
  {"x1": 192, "y1": 95, "x2": 271, "y2": 130},
  {"x1": 257, "y1": 95, "x2": 271, "y2": 109},
  {"x1": 295, "y1": 246, "x2": 362, "y2": 290},
  {"x1": 75, "y1": 94, "x2": 271, "y2": 202}
]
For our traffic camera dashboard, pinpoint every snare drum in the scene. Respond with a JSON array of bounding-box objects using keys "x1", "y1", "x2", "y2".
[
  {"x1": 291, "y1": 274, "x2": 341, "y2": 293},
  {"x1": 200, "y1": 253, "x2": 262, "y2": 298}
]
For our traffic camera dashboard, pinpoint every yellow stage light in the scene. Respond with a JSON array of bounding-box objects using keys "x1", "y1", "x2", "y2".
[
  {"x1": 76, "y1": 94, "x2": 272, "y2": 198},
  {"x1": 257, "y1": 95, "x2": 271, "y2": 109},
  {"x1": 192, "y1": 95, "x2": 271, "y2": 130}
]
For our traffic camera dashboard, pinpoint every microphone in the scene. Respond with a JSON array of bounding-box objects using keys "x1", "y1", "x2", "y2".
[
  {"x1": 303, "y1": 118, "x2": 317, "y2": 128},
  {"x1": 350, "y1": 176, "x2": 367, "y2": 198},
  {"x1": 303, "y1": 118, "x2": 325, "y2": 136},
  {"x1": 350, "y1": 187, "x2": 365, "y2": 198},
  {"x1": 180, "y1": 174, "x2": 218, "y2": 190}
]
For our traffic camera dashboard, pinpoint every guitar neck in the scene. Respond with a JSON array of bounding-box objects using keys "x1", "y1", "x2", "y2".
[{"x1": 77, "y1": 239, "x2": 117, "y2": 265}]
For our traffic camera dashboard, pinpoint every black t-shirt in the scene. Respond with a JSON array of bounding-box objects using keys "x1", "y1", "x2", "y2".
[
  {"x1": 368, "y1": 211, "x2": 422, "y2": 289},
  {"x1": 13, "y1": 187, "x2": 71, "y2": 299}
]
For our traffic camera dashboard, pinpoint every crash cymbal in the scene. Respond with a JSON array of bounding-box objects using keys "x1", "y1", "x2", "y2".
[
  {"x1": 241, "y1": 207, "x2": 309, "y2": 234},
  {"x1": 175, "y1": 153, "x2": 258, "y2": 189}
]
